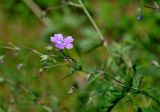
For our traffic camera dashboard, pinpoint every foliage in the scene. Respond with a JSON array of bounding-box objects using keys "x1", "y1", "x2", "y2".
[{"x1": 0, "y1": 0, "x2": 160, "y2": 112}]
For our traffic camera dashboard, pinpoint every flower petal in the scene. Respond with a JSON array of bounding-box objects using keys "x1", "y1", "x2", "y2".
[
  {"x1": 50, "y1": 36, "x2": 56, "y2": 43},
  {"x1": 55, "y1": 43, "x2": 65, "y2": 49},
  {"x1": 50, "y1": 34, "x2": 64, "y2": 43},
  {"x1": 65, "y1": 43, "x2": 73, "y2": 49},
  {"x1": 64, "y1": 36, "x2": 74, "y2": 43}
]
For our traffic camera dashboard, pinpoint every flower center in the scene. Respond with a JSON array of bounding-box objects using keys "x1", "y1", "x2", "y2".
[{"x1": 59, "y1": 39, "x2": 65, "y2": 45}]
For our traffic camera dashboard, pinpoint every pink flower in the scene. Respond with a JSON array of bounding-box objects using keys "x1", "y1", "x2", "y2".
[{"x1": 50, "y1": 34, "x2": 74, "y2": 49}]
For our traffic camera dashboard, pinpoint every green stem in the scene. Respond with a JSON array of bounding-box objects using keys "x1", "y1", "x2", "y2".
[
  {"x1": 78, "y1": 0, "x2": 108, "y2": 48},
  {"x1": 103, "y1": 73, "x2": 138, "y2": 91},
  {"x1": 44, "y1": 63, "x2": 68, "y2": 69},
  {"x1": 63, "y1": 1, "x2": 82, "y2": 8},
  {"x1": 0, "y1": 45, "x2": 17, "y2": 50}
]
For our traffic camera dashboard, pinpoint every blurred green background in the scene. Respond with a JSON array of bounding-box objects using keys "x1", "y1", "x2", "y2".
[{"x1": 0, "y1": 0, "x2": 160, "y2": 112}]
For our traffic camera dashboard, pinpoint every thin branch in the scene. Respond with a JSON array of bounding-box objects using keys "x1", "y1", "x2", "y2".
[
  {"x1": 153, "y1": 1, "x2": 160, "y2": 9},
  {"x1": 143, "y1": 4, "x2": 159, "y2": 10},
  {"x1": 62, "y1": 1, "x2": 82, "y2": 8},
  {"x1": 103, "y1": 72, "x2": 160, "y2": 105},
  {"x1": 78, "y1": 0, "x2": 108, "y2": 48},
  {"x1": 140, "y1": 90, "x2": 160, "y2": 105},
  {"x1": 0, "y1": 45, "x2": 17, "y2": 50},
  {"x1": 0, "y1": 44, "x2": 52, "y2": 60},
  {"x1": 44, "y1": 62, "x2": 68, "y2": 69},
  {"x1": 143, "y1": 1, "x2": 160, "y2": 11},
  {"x1": 27, "y1": 48, "x2": 43, "y2": 56},
  {"x1": 103, "y1": 73, "x2": 138, "y2": 91}
]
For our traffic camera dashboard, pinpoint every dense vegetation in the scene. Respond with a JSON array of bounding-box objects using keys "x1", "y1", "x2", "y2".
[{"x1": 0, "y1": 0, "x2": 160, "y2": 112}]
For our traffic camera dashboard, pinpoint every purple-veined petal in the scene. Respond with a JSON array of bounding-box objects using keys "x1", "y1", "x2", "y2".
[
  {"x1": 65, "y1": 43, "x2": 73, "y2": 49},
  {"x1": 64, "y1": 36, "x2": 74, "y2": 43}
]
